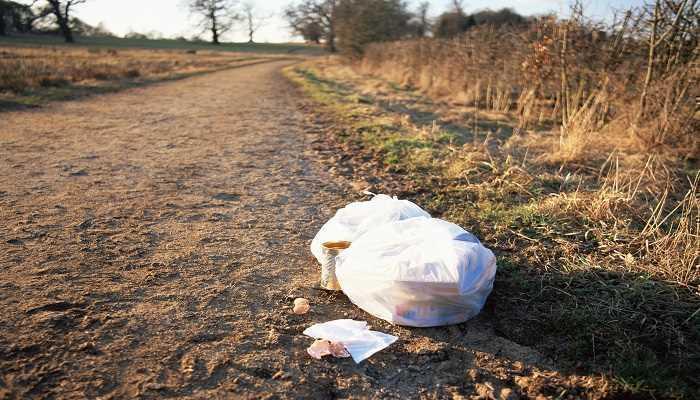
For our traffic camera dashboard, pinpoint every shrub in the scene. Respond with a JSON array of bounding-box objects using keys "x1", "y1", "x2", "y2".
[{"x1": 359, "y1": 3, "x2": 699, "y2": 158}]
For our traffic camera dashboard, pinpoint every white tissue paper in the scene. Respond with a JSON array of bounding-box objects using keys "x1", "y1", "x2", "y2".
[{"x1": 303, "y1": 319, "x2": 398, "y2": 363}]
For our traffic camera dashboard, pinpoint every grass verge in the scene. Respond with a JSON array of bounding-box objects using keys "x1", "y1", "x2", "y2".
[{"x1": 285, "y1": 59, "x2": 700, "y2": 399}]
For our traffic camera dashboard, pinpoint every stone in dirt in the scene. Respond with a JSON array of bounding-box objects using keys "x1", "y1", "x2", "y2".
[
  {"x1": 292, "y1": 298, "x2": 310, "y2": 314},
  {"x1": 212, "y1": 192, "x2": 240, "y2": 201}
]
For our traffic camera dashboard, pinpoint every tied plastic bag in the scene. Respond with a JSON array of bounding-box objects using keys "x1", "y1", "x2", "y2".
[
  {"x1": 310, "y1": 194, "x2": 430, "y2": 264},
  {"x1": 303, "y1": 319, "x2": 397, "y2": 363},
  {"x1": 335, "y1": 217, "x2": 497, "y2": 327}
]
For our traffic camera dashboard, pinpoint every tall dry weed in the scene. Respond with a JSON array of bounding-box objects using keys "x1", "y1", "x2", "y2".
[
  {"x1": 358, "y1": 1, "x2": 698, "y2": 158},
  {"x1": 558, "y1": 84, "x2": 610, "y2": 160},
  {"x1": 636, "y1": 173, "x2": 700, "y2": 286}
]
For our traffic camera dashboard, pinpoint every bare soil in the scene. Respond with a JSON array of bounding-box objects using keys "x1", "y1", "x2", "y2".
[{"x1": 0, "y1": 61, "x2": 610, "y2": 399}]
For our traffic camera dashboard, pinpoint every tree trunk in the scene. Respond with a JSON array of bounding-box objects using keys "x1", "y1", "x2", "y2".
[
  {"x1": 59, "y1": 18, "x2": 74, "y2": 43},
  {"x1": 49, "y1": 1, "x2": 74, "y2": 43},
  {"x1": 325, "y1": 1, "x2": 337, "y2": 53},
  {"x1": 247, "y1": 14, "x2": 254, "y2": 43},
  {"x1": 211, "y1": 13, "x2": 220, "y2": 45},
  {"x1": 327, "y1": 30, "x2": 336, "y2": 52}
]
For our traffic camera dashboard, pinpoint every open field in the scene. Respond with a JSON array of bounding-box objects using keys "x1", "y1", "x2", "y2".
[
  {"x1": 0, "y1": 47, "x2": 274, "y2": 109},
  {"x1": 286, "y1": 58, "x2": 700, "y2": 398},
  {"x1": 0, "y1": 34, "x2": 323, "y2": 54},
  {"x1": 0, "y1": 35, "x2": 322, "y2": 109}
]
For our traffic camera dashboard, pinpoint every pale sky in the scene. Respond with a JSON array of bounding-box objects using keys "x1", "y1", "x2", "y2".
[{"x1": 57, "y1": 0, "x2": 645, "y2": 43}]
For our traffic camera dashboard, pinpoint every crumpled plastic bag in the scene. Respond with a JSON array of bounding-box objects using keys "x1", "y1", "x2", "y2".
[
  {"x1": 303, "y1": 319, "x2": 397, "y2": 363},
  {"x1": 310, "y1": 194, "x2": 430, "y2": 264},
  {"x1": 336, "y1": 217, "x2": 497, "y2": 327}
]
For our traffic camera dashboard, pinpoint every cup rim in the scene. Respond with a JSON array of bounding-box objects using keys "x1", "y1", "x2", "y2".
[{"x1": 321, "y1": 240, "x2": 351, "y2": 250}]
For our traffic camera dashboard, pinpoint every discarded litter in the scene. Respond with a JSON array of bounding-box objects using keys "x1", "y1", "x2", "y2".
[
  {"x1": 310, "y1": 194, "x2": 430, "y2": 264},
  {"x1": 303, "y1": 319, "x2": 397, "y2": 363},
  {"x1": 293, "y1": 298, "x2": 310, "y2": 315},
  {"x1": 319, "y1": 240, "x2": 351, "y2": 290},
  {"x1": 306, "y1": 339, "x2": 351, "y2": 359},
  {"x1": 329, "y1": 341, "x2": 351, "y2": 358},
  {"x1": 336, "y1": 217, "x2": 496, "y2": 327}
]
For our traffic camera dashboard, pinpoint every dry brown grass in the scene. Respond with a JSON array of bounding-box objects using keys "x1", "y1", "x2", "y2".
[
  {"x1": 539, "y1": 155, "x2": 699, "y2": 286},
  {"x1": 359, "y1": 3, "x2": 699, "y2": 160},
  {"x1": 350, "y1": 3, "x2": 699, "y2": 292},
  {"x1": 297, "y1": 57, "x2": 699, "y2": 286},
  {"x1": 0, "y1": 46, "x2": 273, "y2": 105}
]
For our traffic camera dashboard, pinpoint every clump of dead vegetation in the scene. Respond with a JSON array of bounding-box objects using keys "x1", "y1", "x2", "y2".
[
  {"x1": 0, "y1": 46, "x2": 263, "y2": 105},
  {"x1": 285, "y1": 1, "x2": 700, "y2": 390},
  {"x1": 361, "y1": 1, "x2": 699, "y2": 159},
  {"x1": 354, "y1": 1, "x2": 700, "y2": 290}
]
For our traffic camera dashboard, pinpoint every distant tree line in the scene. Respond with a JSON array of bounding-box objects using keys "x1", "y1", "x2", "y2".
[
  {"x1": 0, "y1": 0, "x2": 109, "y2": 42},
  {"x1": 433, "y1": 2, "x2": 527, "y2": 38},
  {"x1": 283, "y1": 0, "x2": 528, "y2": 55},
  {"x1": 0, "y1": 0, "x2": 46, "y2": 36}
]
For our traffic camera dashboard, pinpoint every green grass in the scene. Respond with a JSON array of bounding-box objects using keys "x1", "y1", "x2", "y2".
[
  {"x1": 286, "y1": 67, "x2": 457, "y2": 170},
  {"x1": 0, "y1": 34, "x2": 325, "y2": 55}
]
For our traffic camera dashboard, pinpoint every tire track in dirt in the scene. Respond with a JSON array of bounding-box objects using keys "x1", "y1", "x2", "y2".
[{"x1": 0, "y1": 60, "x2": 566, "y2": 399}]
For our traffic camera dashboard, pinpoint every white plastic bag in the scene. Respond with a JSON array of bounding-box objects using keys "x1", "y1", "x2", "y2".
[
  {"x1": 303, "y1": 319, "x2": 398, "y2": 363},
  {"x1": 335, "y1": 217, "x2": 496, "y2": 327},
  {"x1": 310, "y1": 194, "x2": 430, "y2": 263}
]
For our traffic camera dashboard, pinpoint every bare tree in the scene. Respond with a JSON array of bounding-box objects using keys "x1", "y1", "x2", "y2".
[
  {"x1": 409, "y1": 1, "x2": 430, "y2": 37},
  {"x1": 631, "y1": 0, "x2": 698, "y2": 144},
  {"x1": 22, "y1": 0, "x2": 51, "y2": 32},
  {"x1": 284, "y1": 0, "x2": 337, "y2": 52},
  {"x1": 187, "y1": 0, "x2": 239, "y2": 45},
  {"x1": 242, "y1": 2, "x2": 270, "y2": 43},
  {"x1": 451, "y1": 0, "x2": 465, "y2": 14},
  {"x1": 637, "y1": 0, "x2": 692, "y2": 120},
  {"x1": 45, "y1": 0, "x2": 86, "y2": 42}
]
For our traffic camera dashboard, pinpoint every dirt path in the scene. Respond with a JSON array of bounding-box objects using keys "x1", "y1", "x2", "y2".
[{"x1": 0, "y1": 61, "x2": 581, "y2": 399}]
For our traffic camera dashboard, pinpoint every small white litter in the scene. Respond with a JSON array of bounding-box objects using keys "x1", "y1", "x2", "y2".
[
  {"x1": 310, "y1": 194, "x2": 430, "y2": 264},
  {"x1": 303, "y1": 319, "x2": 397, "y2": 363}
]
